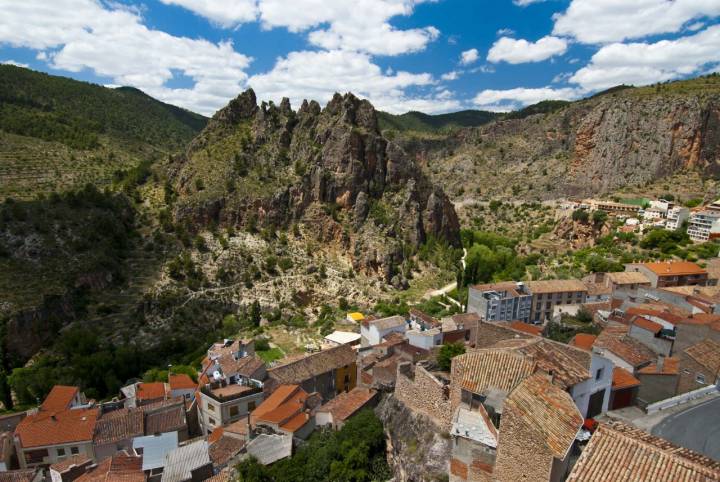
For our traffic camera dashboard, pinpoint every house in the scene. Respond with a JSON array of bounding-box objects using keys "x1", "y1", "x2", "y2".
[
  {"x1": 567, "y1": 421, "x2": 720, "y2": 481},
  {"x1": 49, "y1": 455, "x2": 92, "y2": 482},
  {"x1": 208, "y1": 434, "x2": 244, "y2": 470},
  {"x1": 200, "y1": 354, "x2": 266, "y2": 387},
  {"x1": 466, "y1": 281, "x2": 532, "y2": 323},
  {"x1": 0, "y1": 470, "x2": 43, "y2": 482},
  {"x1": 132, "y1": 432, "x2": 177, "y2": 478},
  {"x1": 405, "y1": 328, "x2": 442, "y2": 350},
  {"x1": 637, "y1": 356, "x2": 679, "y2": 406},
  {"x1": 14, "y1": 387, "x2": 98, "y2": 469},
  {"x1": 266, "y1": 344, "x2": 357, "y2": 401},
  {"x1": 408, "y1": 309, "x2": 440, "y2": 330},
  {"x1": 526, "y1": 279, "x2": 588, "y2": 323},
  {"x1": 688, "y1": 205, "x2": 720, "y2": 242},
  {"x1": 440, "y1": 313, "x2": 480, "y2": 345},
  {"x1": 628, "y1": 316, "x2": 674, "y2": 356},
  {"x1": 493, "y1": 374, "x2": 583, "y2": 482},
  {"x1": 360, "y1": 315, "x2": 407, "y2": 347},
  {"x1": 160, "y1": 440, "x2": 212, "y2": 482},
  {"x1": 323, "y1": 331, "x2": 361, "y2": 347},
  {"x1": 244, "y1": 434, "x2": 292, "y2": 465},
  {"x1": 449, "y1": 403, "x2": 497, "y2": 481},
  {"x1": 92, "y1": 409, "x2": 144, "y2": 461},
  {"x1": 589, "y1": 200, "x2": 642, "y2": 215},
  {"x1": 168, "y1": 375, "x2": 196, "y2": 401},
  {"x1": 665, "y1": 206, "x2": 689, "y2": 230},
  {"x1": 625, "y1": 261, "x2": 710, "y2": 288},
  {"x1": 196, "y1": 383, "x2": 264, "y2": 435},
  {"x1": 609, "y1": 368, "x2": 640, "y2": 410},
  {"x1": 677, "y1": 339, "x2": 720, "y2": 394},
  {"x1": 0, "y1": 432, "x2": 15, "y2": 471},
  {"x1": 251, "y1": 384, "x2": 321, "y2": 440},
  {"x1": 672, "y1": 312, "x2": 720, "y2": 355},
  {"x1": 75, "y1": 452, "x2": 144, "y2": 482},
  {"x1": 592, "y1": 325, "x2": 655, "y2": 373},
  {"x1": 135, "y1": 383, "x2": 169, "y2": 407},
  {"x1": 315, "y1": 387, "x2": 377, "y2": 430},
  {"x1": 605, "y1": 271, "x2": 651, "y2": 292}
]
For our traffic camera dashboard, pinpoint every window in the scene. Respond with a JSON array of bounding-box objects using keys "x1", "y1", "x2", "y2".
[
  {"x1": 57, "y1": 448, "x2": 66, "y2": 457},
  {"x1": 248, "y1": 401, "x2": 256, "y2": 411},
  {"x1": 208, "y1": 417, "x2": 216, "y2": 425},
  {"x1": 70, "y1": 447, "x2": 79, "y2": 455},
  {"x1": 696, "y1": 373, "x2": 706, "y2": 384},
  {"x1": 207, "y1": 403, "x2": 216, "y2": 412},
  {"x1": 229, "y1": 405, "x2": 239, "y2": 417},
  {"x1": 595, "y1": 368, "x2": 604, "y2": 381}
]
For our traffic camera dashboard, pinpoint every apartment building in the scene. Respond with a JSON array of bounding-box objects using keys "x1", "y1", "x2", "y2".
[
  {"x1": 526, "y1": 280, "x2": 588, "y2": 323},
  {"x1": 197, "y1": 382, "x2": 264, "y2": 435},
  {"x1": 665, "y1": 206, "x2": 689, "y2": 230},
  {"x1": 625, "y1": 261, "x2": 710, "y2": 288},
  {"x1": 467, "y1": 282, "x2": 532, "y2": 323},
  {"x1": 688, "y1": 209, "x2": 720, "y2": 242}
]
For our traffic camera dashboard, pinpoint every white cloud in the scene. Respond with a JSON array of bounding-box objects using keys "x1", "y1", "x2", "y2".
[
  {"x1": 473, "y1": 86, "x2": 581, "y2": 112},
  {"x1": 159, "y1": 0, "x2": 258, "y2": 28},
  {"x1": 552, "y1": 72, "x2": 572, "y2": 83},
  {"x1": 1, "y1": 59, "x2": 29, "y2": 68},
  {"x1": 441, "y1": 70, "x2": 460, "y2": 81},
  {"x1": 496, "y1": 28, "x2": 515, "y2": 36},
  {"x1": 570, "y1": 25, "x2": 720, "y2": 91},
  {"x1": 553, "y1": 0, "x2": 720, "y2": 44},
  {"x1": 248, "y1": 49, "x2": 459, "y2": 114},
  {"x1": 0, "y1": 0, "x2": 251, "y2": 115},
  {"x1": 513, "y1": 0, "x2": 546, "y2": 5},
  {"x1": 487, "y1": 36, "x2": 567, "y2": 64},
  {"x1": 460, "y1": 48, "x2": 479, "y2": 65}
]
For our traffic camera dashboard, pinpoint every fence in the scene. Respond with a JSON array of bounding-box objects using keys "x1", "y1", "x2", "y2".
[{"x1": 645, "y1": 385, "x2": 718, "y2": 414}]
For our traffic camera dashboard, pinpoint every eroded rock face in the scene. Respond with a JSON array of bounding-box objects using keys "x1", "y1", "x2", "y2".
[{"x1": 169, "y1": 90, "x2": 460, "y2": 281}]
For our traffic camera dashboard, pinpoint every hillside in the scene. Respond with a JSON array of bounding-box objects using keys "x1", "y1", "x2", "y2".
[
  {"x1": 378, "y1": 109, "x2": 498, "y2": 133},
  {"x1": 0, "y1": 65, "x2": 207, "y2": 199},
  {"x1": 397, "y1": 74, "x2": 720, "y2": 203}
]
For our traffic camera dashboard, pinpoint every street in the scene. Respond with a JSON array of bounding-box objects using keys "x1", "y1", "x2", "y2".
[{"x1": 652, "y1": 396, "x2": 720, "y2": 461}]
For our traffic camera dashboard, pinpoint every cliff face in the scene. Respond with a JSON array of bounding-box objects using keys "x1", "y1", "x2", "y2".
[
  {"x1": 169, "y1": 90, "x2": 460, "y2": 284},
  {"x1": 395, "y1": 77, "x2": 720, "y2": 200}
]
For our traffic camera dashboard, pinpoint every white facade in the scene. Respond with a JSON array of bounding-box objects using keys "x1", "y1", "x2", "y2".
[
  {"x1": 360, "y1": 316, "x2": 407, "y2": 346},
  {"x1": 570, "y1": 353, "x2": 613, "y2": 418},
  {"x1": 665, "y1": 207, "x2": 689, "y2": 230},
  {"x1": 688, "y1": 210, "x2": 720, "y2": 242},
  {"x1": 643, "y1": 208, "x2": 665, "y2": 221},
  {"x1": 406, "y1": 329, "x2": 442, "y2": 350}
]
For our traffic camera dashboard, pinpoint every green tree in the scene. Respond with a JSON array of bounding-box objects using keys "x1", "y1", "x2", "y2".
[
  {"x1": 572, "y1": 209, "x2": 589, "y2": 223},
  {"x1": 437, "y1": 342, "x2": 466, "y2": 371},
  {"x1": 592, "y1": 210, "x2": 608, "y2": 224}
]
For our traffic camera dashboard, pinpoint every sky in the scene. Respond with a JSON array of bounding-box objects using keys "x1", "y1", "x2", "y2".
[{"x1": 0, "y1": 0, "x2": 719, "y2": 116}]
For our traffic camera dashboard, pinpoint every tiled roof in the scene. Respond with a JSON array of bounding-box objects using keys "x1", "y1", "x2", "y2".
[
  {"x1": 503, "y1": 373, "x2": 582, "y2": 459},
  {"x1": 205, "y1": 471, "x2": 230, "y2": 482},
  {"x1": 252, "y1": 385, "x2": 305, "y2": 423},
  {"x1": 454, "y1": 349, "x2": 536, "y2": 394},
  {"x1": 569, "y1": 333, "x2": 597, "y2": 351},
  {"x1": 161, "y1": 440, "x2": 211, "y2": 482},
  {"x1": 316, "y1": 387, "x2": 377, "y2": 422},
  {"x1": 209, "y1": 435, "x2": 245, "y2": 466},
  {"x1": 93, "y1": 409, "x2": 144, "y2": 445},
  {"x1": 144, "y1": 402, "x2": 186, "y2": 435},
  {"x1": 49, "y1": 454, "x2": 92, "y2": 473},
  {"x1": 41, "y1": 386, "x2": 79, "y2": 412},
  {"x1": 508, "y1": 321, "x2": 543, "y2": 336},
  {"x1": 280, "y1": 412, "x2": 310, "y2": 432},
  {"x1": 513, "y1": 339, "x2": 591, "y2": 389},
  {"x1": 632, "y1": 316, "x2": 663, "y2": 333},
  {"x1": 612, "y1": 367, "x2": 640, "y2": 390},
  {"x1": 223, "y1": 419, "x2": 249, "y2": 438},
  {"x1": 218, "y1": 354, "x2": 265, "y2": 378},
  {"x1": 368, "y1": 315, "x2": 406, "y2": 331},
  {"x1": 679, "y1": 313, "x2": 720, "y2": 326},
  {"x1": 0, "y1": 470, "x2": 40, "y2": 482},
  {"x1": 685, "y1": 339, "x2": 720, "y2": 376},
  {"x1": 244, "y1": 434, "x2": 291, "y2": 465},
  {"x1": 626, "y1": 307, "x2": 683, "y2": 325},
  {"x1": 567, "y1": 421, "x2": 720, "y2": 481},
  {"x1": 637, "y1": 357, "x2": 679, "y2": 376},
  {"x1": 168, "y1": 374, "x2": 196, "y2": 390},
  {"x1": 76, "y1": 453, "x2": 144, "y2": 482},
  {"x1": 136, "y1": 382, "x2": 167, "y2": 401},
  {"x1": 16, "y1": 408, "x2": 98, "y2": 448},
  {"x1": 607, "y1": 271, "x2": 651, "y2": 285},
  {"x1": 594, "y1": 325, "x2": 656, "y2": 368},
  {"x1": 409, "y1": 308, "x2": 439, "y2": 327},
  {"x1": 471, "y1": 281, "x2": 528, "y2": 298},
  {"x1": 525, "y1": 279, "x2": 588, "y2": 294},
  {"x1": 640, "y1": 261, "x2": 707, "y2": 276},
  {"x1": 268, "y1": 344, "x2": 355, "y2": 386}
]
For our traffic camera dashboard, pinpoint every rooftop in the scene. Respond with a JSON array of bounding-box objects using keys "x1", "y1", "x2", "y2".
[
  {"x1": 161, "y1": 440, "x2": 211, "y2": 482},
  {"x1": 409, "y1": 308, "x2": 439, "y2": 327},
  {"x1": 16, "y1": 407, "x2": 98, "y2": 448},
  {"x1": 347, "y1": 312, "x2": 365, "y2": 321},
  {"x1": 316, "y1": 387, "x2": 377, "y2": 422},
  {"x1": 471, "y1": 281, "x2": 529, "y2": 298},
  {"x1": 40, "y1": 385, "x2": 79, "y2": 412},
  {"x1": 607, "y1": 271, "x2": 651, "y2": 285},
  {"x1": 367, "y1": 315, "x2": 406, "y2": 331},
  {"x1": 637, "y1": 357, "x2": 679, "y2": 376},
  {"x1": 49, "y1": 454, "x2": 92, "y2": 474},
  {"x1": 685, "y1": 339, "x2": 720, "y2": 376},
  {"x1": 244, "y1": 434, "x2": 292, "y2": 465},
  {"x1": 209, "y1": 435, "x2": 245, "y2": 467},
  {"x1": 594, "y1": 325, "x2": 656, "y2": 368},
  {"x1": 612, "y1": 367, "x2": 641, "y2": 390},
  {"x1": 639, "y1": 261, "x2": 707, "y2": 277},
  {"x1": 268, "y1": 344, "x2": 356, "y2": 386},
  {"x1": 0, "y1": 470, "x2": 40, "y2": 482},
  {"x1": 324, "y1": 331, "x2": 361, "y2": 345},
  {"x1": 76, "y1": 452, "x2": 144, "y2": 482},
  {"x1": 454, "y1": 349, "x2": 536, "y2": 395},
  {"x1": 525, "y1": 279, "x2": 588, "y2": 294},
  {"x1": 632, "y1": 316, "x2": 664, "y2": 333},
  {"x1": 451, "y1": 406, "x2": 497, "y2": 448},
  {"x1": 168, "y1": 374, "x2": 196, "y2": 391},
  {"x1": 209, "y1": 384, "x2": 257, "y2": 400},
  {"x1": 252, "y1": 384, "x2": 310, "y2": 433},
  {"x1": 136, "y1": 382, "x2": 167, "y2": 401},
  {"x1": 569, "y1": 333, "x2": 597, "y2": 351},
  {"x1": 508, "y1": 321, "x2": 543, "y2": 336},
  {"x1": 567, "y1": 421, "x2": 720, "y2": 481},
  {"x1": 93, "y1": 409, "x2": 144, "y2": 445},
  {"x1": 509, "y1": 338, "x2": 592, "y2": 389}
]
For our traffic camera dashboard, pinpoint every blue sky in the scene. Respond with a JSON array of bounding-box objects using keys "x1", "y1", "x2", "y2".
[{"x1": 1, "y1": 0, "x2": 719, "y2": 115}]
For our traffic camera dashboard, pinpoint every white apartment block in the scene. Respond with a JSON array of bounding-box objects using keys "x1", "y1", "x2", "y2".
[
  {"x1": 688, "y1": 210, "x2": 720, "y2": 242},
  {"x1": 665, "y1": 206, "x2": 689, "y2": 231}
]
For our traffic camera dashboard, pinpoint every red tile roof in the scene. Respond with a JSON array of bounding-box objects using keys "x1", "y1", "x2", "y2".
[
  {"x1": 626, "y1": 307, "x2": 683, "y2": 325},
  {"x1": 136, "y1": 382, "x2": 167, "y2": 401},
  {"x1": 508, "y1": 321, "x2": 543, "y2": 336},
  {"x1": 168, "y1": 374, "x2": 196, "y2": 390},
  {"x1": 569, "y1": 334, "x2": 597, "y2": 351},
  {"x1": 641, "y1": 261, "x2": 707, "y2": 276},
  {"x1": 49, "y1": 454, "x2": 92, "y2": 473},
  {"x1": 316, "y1": 387, "x2": 377, "y2": 422},
  {"x1": 638, "y1": 357, "x2": 679, "y2": 376},
  {"x1": 0, "y1": 470, "x2": 41, "y2": 482},
  {"x1": 594, "y1": 325, "x2": 656, "y2": 368},
  {"x1": 209, "y1": 435, "x2": 245, "y2": 466},
  {"x1": 40, "y1": 386, "x2": 78, "y2": 412},
  {"x1": 632, "y1": 316, "x2": 663, "y2": 333},
  {"x1": 15, "y1": 408, "x2": 98, "y2": 448},
  {"x1": 612, "y1": 367, "x2": 640, "y2": 390},
  {"x1": 75, "y1": 453, "x2": 144, "y2": 482},
  {"x1": 685, "y1": 339, "x2": 720, "y2": 376}
]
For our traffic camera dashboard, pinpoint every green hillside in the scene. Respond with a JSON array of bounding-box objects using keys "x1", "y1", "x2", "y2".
[
  {"x1": 378, "y1": 109, "x2": 498, "y2": 133},
  {"x1": 0, "y1": 65, "x2": 207, "y2": 199}
]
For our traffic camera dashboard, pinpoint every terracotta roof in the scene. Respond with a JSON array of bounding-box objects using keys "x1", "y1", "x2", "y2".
[
  {"x1": 409, "y1": 308, "x2": 439, "y2": 327},
  {"x1": 317, "y1": 387, "x2": 377, "y2": 422},
  {"x1": 252, "y1": 385, "x2": 306, "y2": 426},
  {"x1": 209, "y1": 435, "x2": 245, "y2": 466},
  {"x1": 268, "y1": 344, "x2": 356, "y2": 386},
  {"x1": 626, "y1": 307, "x2": 683, "y2": 325},
  {"x1": 569, "y1": 334, "x2": 597, "y2": 351},
  {"x1": 640, "y1": 261, "x2": 707, "y2": 277},
  {"x1": 612, "y1": 367, "x2": 640, "y2": 390},
  {"x1": 525, "y1": 279, "x2": 588, "y2": 294},
  {"x1": 205, "y1": 471, "x2": 229, "y2": 482},
  {"x1": 678, "y1": 313, "x2": 720, "y2": 327},
  {"x1": 218, "y1": 355, "x2": 265, "y2": 379},
  {"x1": 637, "y1": 357, "x2": 679, "y2": 376},
  {"x1": 368, "y1": 315, "x2": 406, "y2": 331},
  {"x1": 0, "y1": 470, "x2": 40, "y2": 482},
  {"x1": 594, "y1": 325, "x2": 656, "y2": 368},
  {"x1": 454, "y1": 349, "x2": 536, "y2": 395},
  {"x1": 76, "y1": 453, "x2": 144, "y2": 482},
  {"x1": 16, "y1": 408, "x2": 98, "y2": 448},
  {"x1": 511, "y1": 338, "x2": 591, "y2": 389},
  {"x1": 50, "y1": 454, "x2": 92, "y2": 473},
  {"x1": 41, "y1": 386, "x2": 79, "y2": 412},
  {"x1": 223, "y1": 419, "x2": 249, "y2": 438},
  {"x1": 144, "y1": 402, "x2": 186, "y2": 435},
  {"x1": 210, "y1": 385, "x2": 255, "y2": 399},
  {"x1": 93, "y1": 409, "x2": 144, "y2": 445},
  {"x1": 380, "y1": 332, "x2": 407, "y2": 346},
  {"x1": 208, "y1": 427, "x2": 224, "y2": 444},
  {"x1": 508, "y1": 321, "x2": 543, "y2": 336},
  {"x1": 685, "y1": 339, "x2": 720, "y2": 376},
  {"x1": 136, "y1": 382, "x2": 167, "y2": 401},
  {"x1": 567, "y1": 421, "x2": 720, "y2": 481},
  {"x1": 632, "y1": 316, "x2": 663, "y2": 333},
  {"x1": 607, "y1": 271, "x2": 651, "y2": 285},
  {"x1": 503, "y1": 373, "x2": 582, "y2": 459},
  {"x1": 168, "y1": 374, "x2": 196, "y2": 391},
  {"x1": 280, "y1": 412, "x2": 310, "y2": 432}
]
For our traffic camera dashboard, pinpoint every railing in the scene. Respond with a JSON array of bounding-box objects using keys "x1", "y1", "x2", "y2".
[{"x1": 645, "y1": 385, "x2": 718, "y2": 414}]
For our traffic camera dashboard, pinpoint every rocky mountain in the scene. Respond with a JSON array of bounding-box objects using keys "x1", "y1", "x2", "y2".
[
  {"x1": 378, "y1": 109, "x2": 498, "y2": 133},
  {"x1": 397, "y1": 75, "x2": 720, "y2": 201},
  {"x1": 168, "y1": 89, "x2": 460, "y2": 285}
]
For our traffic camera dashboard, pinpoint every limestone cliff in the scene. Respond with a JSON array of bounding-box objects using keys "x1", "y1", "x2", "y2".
[{"x1": 169, "y1": 90, "x2": 460, "y2": 284}]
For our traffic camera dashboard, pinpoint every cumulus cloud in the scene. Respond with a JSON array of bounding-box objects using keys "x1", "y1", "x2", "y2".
[
  {"x1": 441, "y1": 70, "x2": 460, "y2": 81},
  {"x1": 553, "y1": 0, "x2": 720, "y2": 44},
  {"x1": 159, "y1": 0, "x2": 257, "y2": 27},
  {"x1": 248, "y1": 49, "x2": 460, "y2": 114},
  {"x1": 473, "y1": 86, "x2": 581, "y2": 112},
  {"x1": 570, "y1": 25, "x2": 720, "y2": 91},
  {"x1": 460, "y1": 48, "x2": 479, "y2": 65},
  {"x1": 496, "y1": 28, "x2": 515, "y2": 36},
  {"x1": 487, "y1": 36, "x2": 567, "y2": 64},
  {"x1": 1, "y1": 59, "x2": 29, "y2": 68}
]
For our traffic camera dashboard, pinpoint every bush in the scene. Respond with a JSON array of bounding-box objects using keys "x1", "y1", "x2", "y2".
[
  {"x1": 572, "y1": 209, "x2": 589, "y2": 222},
  {"x1": 437, "y1": 342, "x2": 466, "y2": 371},
  {"x1": 254, "y1": 338, "x2": 270, "y2": 351}
]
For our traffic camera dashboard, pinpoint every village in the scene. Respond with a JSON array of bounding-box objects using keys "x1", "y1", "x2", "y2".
[{"x1": 0, "y1": 196, "x2": 719, "y2": 482}]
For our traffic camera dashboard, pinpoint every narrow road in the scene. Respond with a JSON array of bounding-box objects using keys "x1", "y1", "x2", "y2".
[
  {"x1": 651, "y1": 396, "x2": 720, "y2": 461},
  {"x1": 424, "y1": 248, "x2": 467, "y2": 307}
]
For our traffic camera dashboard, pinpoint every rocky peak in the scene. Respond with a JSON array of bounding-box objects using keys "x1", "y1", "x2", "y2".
[
  {"x1": 323, "y1": 92, "x2": 379, "y2": 133},
  {"x1": 210, "y1": 88, "x2": 258, "y2": 127}
]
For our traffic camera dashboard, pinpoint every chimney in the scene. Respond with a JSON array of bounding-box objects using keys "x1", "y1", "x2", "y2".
[{"x1": 657, "y1": 355, "x2": 665, "y2": 372}]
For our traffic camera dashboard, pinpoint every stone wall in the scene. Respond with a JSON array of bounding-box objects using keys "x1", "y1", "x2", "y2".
[
  {"x1": 637, "y1": 373, "x2": 678, "y2": 406},
  {"x1": 677, "y1": 355, "x2": 715, "y2": 394},
  {"x1": 395, "y1": 362, "x2": 452, "y2": 430},
  {"x1": 474, "y1": 322, "x2": 531, "y2": 349},
  {"x1": 493, "y1": 406, "x2": 555, "y2": 482}
]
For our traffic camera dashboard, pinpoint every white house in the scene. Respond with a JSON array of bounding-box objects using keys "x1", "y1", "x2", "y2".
[
  {"x1": 406, "y1": 328, "x2": 442, "y2": 350},
  {"x1": 569, "y1": 352, "x2": 614, "y2": 418},
  {"x1": 360, "y1": 315, "x2": 407, "y2": 347}
]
